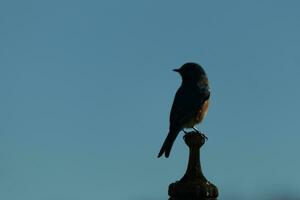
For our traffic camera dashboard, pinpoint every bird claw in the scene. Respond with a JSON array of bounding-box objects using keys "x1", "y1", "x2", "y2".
[
  {"x1": 201, "y1": 133, "x2": 208, "y2": 140},
  {"x1": 192, "y1": 127, "x2": 208, "y2": 140}
]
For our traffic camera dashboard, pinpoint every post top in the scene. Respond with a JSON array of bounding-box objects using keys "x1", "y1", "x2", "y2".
[{"x1": 183, "y1": 131, "x2": 206, "y2": 148}]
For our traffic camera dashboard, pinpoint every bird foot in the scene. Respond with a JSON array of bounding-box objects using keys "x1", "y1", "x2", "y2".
[
  {"x1": 200, "y1": 133, "x2": 208, "y2": 140},
  {"x1": 192, "y1": 127, "x2": 208, "y2": 140}
]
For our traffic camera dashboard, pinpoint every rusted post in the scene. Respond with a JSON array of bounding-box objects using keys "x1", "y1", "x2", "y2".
[{"x1": 168, "y1": 131, "x2": 218, "y2": 200}]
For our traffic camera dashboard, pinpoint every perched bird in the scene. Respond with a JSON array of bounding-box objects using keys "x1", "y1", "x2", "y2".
[{"x1": 158, "y1": 62, "x2": 210, "y2": 158}]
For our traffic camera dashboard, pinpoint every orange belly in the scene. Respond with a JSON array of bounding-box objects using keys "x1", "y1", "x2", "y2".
[
  {"x1": 184, "y1": 99, "x2": 210, "y2": 128},
  {"x1": 196, "y1": 99, "x2": 209, "y2": 123}
]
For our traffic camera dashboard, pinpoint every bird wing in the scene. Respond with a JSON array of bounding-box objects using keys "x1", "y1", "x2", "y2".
[
  {"x1": 169, "y1": 85, "x2": 210, "y2": 130},
  {"x1": 158, "y1": 84, "x2": 210, "y2": 158}
]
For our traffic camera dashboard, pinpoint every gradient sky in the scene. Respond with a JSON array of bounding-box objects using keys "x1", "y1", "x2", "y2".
[{"x1": 1, "y1": 1, "x2": 300, "y2": 200}]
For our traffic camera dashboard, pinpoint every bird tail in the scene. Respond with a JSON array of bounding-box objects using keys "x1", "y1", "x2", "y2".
[{"x1": 157, "y1": 129, "x2": 180, "y2": 158}]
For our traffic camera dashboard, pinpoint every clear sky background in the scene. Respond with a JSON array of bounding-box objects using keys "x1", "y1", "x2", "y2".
[{"x1": 1, "y1": 1, "x2": 300, "y2": 200}]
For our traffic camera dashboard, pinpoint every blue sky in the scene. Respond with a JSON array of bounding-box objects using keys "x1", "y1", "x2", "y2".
[{"x1": 1, "y1": 1, "x2": 300, "y2": 199}]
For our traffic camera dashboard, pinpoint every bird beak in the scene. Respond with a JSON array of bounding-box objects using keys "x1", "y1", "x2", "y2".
[{"x1": 173, "y1": 69, "x2": 180, "y2": 72}]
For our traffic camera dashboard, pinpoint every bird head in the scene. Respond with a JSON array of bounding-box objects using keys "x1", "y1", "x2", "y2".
[{"x1": 173, "y1": 62, "x2": 208, "y2": 83}]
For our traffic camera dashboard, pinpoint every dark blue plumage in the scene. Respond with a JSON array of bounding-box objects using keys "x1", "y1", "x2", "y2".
[{"x1": 158, "y1": 63, "x2": 210, "y2": 158}]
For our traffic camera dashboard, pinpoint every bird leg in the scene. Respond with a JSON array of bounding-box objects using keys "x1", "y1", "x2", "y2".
[{"x1": 192, "y1": 127, "x2": 208, "y2": 140}]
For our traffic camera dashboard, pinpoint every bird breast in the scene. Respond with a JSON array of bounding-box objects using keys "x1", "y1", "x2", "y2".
[
  {"x1": 184, "y1": 99, "x2": 210, "y2": 128},
  {"x1": 196, "y1": 99, "x2": 209, "y2": 123}
]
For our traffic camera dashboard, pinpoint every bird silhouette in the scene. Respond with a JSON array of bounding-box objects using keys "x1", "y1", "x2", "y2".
[{"x1": 158, "y1": 62, "x2": 210, "y2": 158}]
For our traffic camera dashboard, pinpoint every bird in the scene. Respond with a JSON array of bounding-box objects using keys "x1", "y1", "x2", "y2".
[{"x1": 158, "y1": 62, "x2": 211, "y2": 158}]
